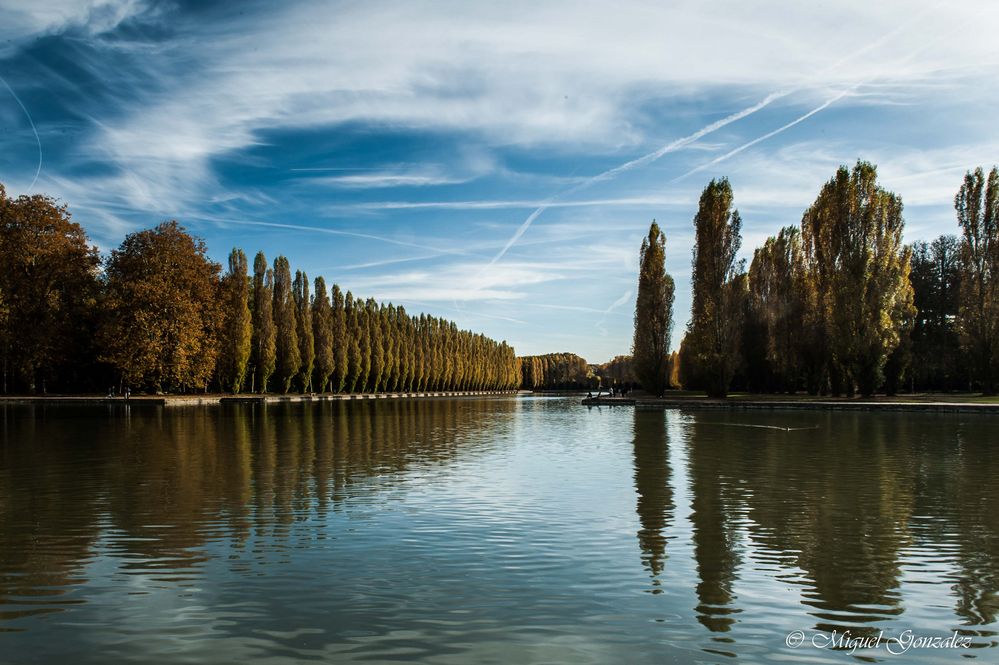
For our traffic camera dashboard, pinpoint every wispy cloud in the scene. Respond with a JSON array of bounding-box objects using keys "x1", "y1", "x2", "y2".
[
  {"x1": 299, "y1": 163, "x2": 476, "y2": 188},
  {"x1": 344, "y1": 260, "x2": 567, "y2": 303},
  {"x1": 332, "y1": 195, "x2": 694, "y2": 212},
  {"x1": 309, "y1": 173, "x2": 470, "y2": 188}
]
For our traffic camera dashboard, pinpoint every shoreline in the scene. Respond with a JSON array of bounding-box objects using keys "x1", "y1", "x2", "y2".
[
  {"x1": 0, "y1": 390, "x2": 525, "y2": 407},
  {"x1": 581, "y1": 395, "x2": 999, "y2": 414}
]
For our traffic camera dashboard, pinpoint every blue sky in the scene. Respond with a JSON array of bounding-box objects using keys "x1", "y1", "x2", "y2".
[{"x1": 1, "y1": 1, "x2": 998, "y2": 362}]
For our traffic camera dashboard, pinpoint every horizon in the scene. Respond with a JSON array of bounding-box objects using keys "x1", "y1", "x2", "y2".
[{"x1": 2, "y1": 1, "x2": 998, "y2": 363}]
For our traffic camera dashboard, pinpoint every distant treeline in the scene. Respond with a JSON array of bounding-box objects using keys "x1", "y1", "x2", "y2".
[
  {"x1": 0, "y1": 184, "x2": 519, "y2": 394},
  {"x1": 630, "y1": 162, "x2": 999, "y2": 397},
  {"x1": 518, "y1": 353, "x2": 590, "y2": 390}
]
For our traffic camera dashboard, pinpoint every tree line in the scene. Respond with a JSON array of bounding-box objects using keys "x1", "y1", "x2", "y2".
[
  {"x1": 518, "y1": 353, "x2": 591, "y2": 390},
  {"x1": 0, "y1": 184, "x2": 520, "y2": 394},
  {"x1": 632, "y1": 162, "x2": 999, "y2": 397}
]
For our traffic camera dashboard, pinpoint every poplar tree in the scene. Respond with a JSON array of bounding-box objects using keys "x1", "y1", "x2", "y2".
[
  {"x1": 218, "y1": 248, "x2": 252, "y2": 393},
  {"x1": 344, "y1": 292, "x2": 361, "y2": 392},
  {"x1": 272, "y1": 256, "x2": 300, "y2": 393},
  {"x1": 251, "y1": 252, "x2": 276, "y2": 393},
  {"x1": 355, "y1": 297, "x2": 371, "y2": 392},
  {"x1": 381, "y1": 304, "x2": 396, "y2": 391},
  {"x1": 801, "y1": 162, "x2": 915, "y2": 396},
  {"x1": 632, "y1": 220, "x2": 675, "y2": 396},
  {"x1": 331, "y1": 284, "x2": 348, "y2": 392},
  {"x1": 415, "y1": 314, "x2": 428, "y2": 391},
  {"x1": 909, "y1": 236, "x2": 963, "y2": 390},
  {"x1": 687, "y1": 178, "x2": 745, "y2": 398},
  {"x1": 312, "y1": 276, "x2": 334, "y2": 392},
  {"x1": 748, "y1": 227, "x2": 806, "y2": 392},
  {"x1": 399, "y1": 308, "x2": 414, "y2": 392},
  {"x1": 955, "y1": 166, "x2": 999, "y2": 393},
  {"x1": 366, "y1": 298, "x2": 384, "y2": 391},
  {"x1": 293, "y1": 270, "x2": 314, "y2": 393}
]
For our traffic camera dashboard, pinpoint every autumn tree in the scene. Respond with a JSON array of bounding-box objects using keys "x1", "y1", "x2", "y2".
[
  {"x1": 676, "y1": 333, "x2": 699, "y2": 391},
  {"x1": 517, "y1": 353, "x2": 590, "y2": 389},
  {"x1": 801, "y1": 162, "x2": 915, "y2": 396},
  {"x1": 250, "y1": 252, "x2": 276, "y2": 393},
  {"x1": 594, "y1": 355, "x2": 635, "y2": 388},
  {"x1": 331, "y1": 284, "x2": 348, "y2": 392},
  {"x1": 272, "y1": 256, "x2": 301, "y2": 393},
  {"x1": 747, "y1": 227, "x2": 806, "y2": 392},
  {"x1": 955, "y1": 167, "x2": 999, "y2": 393},
  {"x1": 293, "y1": 270, "x2": 314, "y2": 393},
  {"x1": 217, "y1": 248, "x2": 252, "y2": 393},
  {"x1": 632, "y1": 221, "x2": 675, "y2": 396},
  {"x1": 378, "y1": 304, "x2": 393, "y2": 391},
  {"x1": 668, "y1": 351, "x2": 681, "y2": 389},
  {"x1": 312, "y1": 276, "x2": 334, "y2": 392},
  {"x1": 909, "y1": 236, "x2": 964, "y2": 390},
  {"x1": 687, "y1": 178, "x2": 745, "y2": 398},
  {"x1": 2, "y1": 183, "x2": 521, "y2": 396},
  {"x1": 0, "y1": 185, "x2": 99, "y2": 393},
  {"x1": 98, "y1": 221, "x2": 221, "y2": 392},
  {"x1": 366, "y1": 298, "x2": 384, "y2": 391}
]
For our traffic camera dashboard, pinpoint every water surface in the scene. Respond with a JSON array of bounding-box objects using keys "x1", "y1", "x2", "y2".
[{"x1": 1, "y1": 397, "x2": 997, "y2": 663}]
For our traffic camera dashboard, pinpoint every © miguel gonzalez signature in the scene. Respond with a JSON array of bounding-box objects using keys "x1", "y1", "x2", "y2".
[{"x1": 785, "y1": 629, "x2": 972, "y2": 655}]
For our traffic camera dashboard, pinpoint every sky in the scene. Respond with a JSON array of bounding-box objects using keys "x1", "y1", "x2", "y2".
[{"x1": 1, "y1": 1, "x2": 998, "y2": 363}]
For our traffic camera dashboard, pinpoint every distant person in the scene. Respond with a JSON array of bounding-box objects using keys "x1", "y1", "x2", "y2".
[
  {"x1": 587, "y1": 391, "x2": 593, "y2": 399},
  {"x1": 124, "y1": 387, "x2": 131, "y2": 401}
]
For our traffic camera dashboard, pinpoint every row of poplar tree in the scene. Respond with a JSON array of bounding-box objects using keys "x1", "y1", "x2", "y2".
[
  {"x1": 518, "y1": 353, "x2": 590, "y2": 390},
  {"x1": 632, "y1": 161, "x2": 999, "y2": 397},
  {"x1": 0, "y1": 184, "x2": 520, "y2": 394}
]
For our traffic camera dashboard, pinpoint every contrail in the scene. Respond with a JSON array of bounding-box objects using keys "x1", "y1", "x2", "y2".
[
  {"x1": 668, "y1": 86, "x2": 858, "y2": 185},
  {"x1": 479, "y1": 90, "x2": 790, "y2": 272},
  {"x1": 0, "y1": 73, "x2": 42, "y2": 192},
  {"x1": 191, "y1": 216, "x2": 476, "y2": 257},
  {"x1": 480, "y1": 3, "x2": 942, "y2": 271},
  {"x1": 595, "y1": 289, "x2": 634, "y2": 335},
  {"x1": 669, "y1": 18, "x2": 960, "y2": 185}
]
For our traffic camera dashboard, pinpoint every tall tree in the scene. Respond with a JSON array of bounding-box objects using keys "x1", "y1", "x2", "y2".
[
  {"x1": 955, "y1": 166, "x2": 999, "y2": 393},
  {"x1": 909, "y1": 236, "x2": 964, "y2": 390},
  {"x1": 272, "y1": 256, "x2": 301, "y2": 393},
  {"x1": 632, "y1": 221, "x2": 675, "y2": 396},
  {"x1": 251, "y1": 252, "x2": 276, "y2": 393},
  {"x1": 293, "y1": 270, "x2": 314, "y2": 393},
  {"x1": 355, "y1": 297, "x2": 371, "y2": 392},
  {"x1": 312, "y1": 276, "x2": 334, "y2": 392},
  {"x1": 344, "y1": 293, "x2": 361, "y2": 392},
  {"x1": 331, "y1": 284, "x2": 348, "y2": 392},
  {"x1": 366, "y1": 298, "x2": 384, "y2": 392},
  {"x1": 748, "y1": 227, "x2": 807, "y2": 392},
  {"x1": 217, "y1": 248, "x2": 252, "y2": 393},
  {"x1": 801, "y1": 162, "x2": 915, "y2": 396},
  {"x1": 98, "y1": 221, "x2": 221, "y2": 392},
  {"x1": 0, "y1": 186, "x2": 100, "y2": 393},
  {"x1": 687, "y1": 178, "x2": 745, "y2": 398}
]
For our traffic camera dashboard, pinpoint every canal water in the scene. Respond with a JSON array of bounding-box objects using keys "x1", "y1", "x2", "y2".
[{"x1": 1, "y1": 397, "x2": 996, "y2": 663}]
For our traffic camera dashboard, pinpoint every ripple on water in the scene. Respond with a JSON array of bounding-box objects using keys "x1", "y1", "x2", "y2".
[{"x1": 1, "y1": 400, "x2": 998, "y2": 662}]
